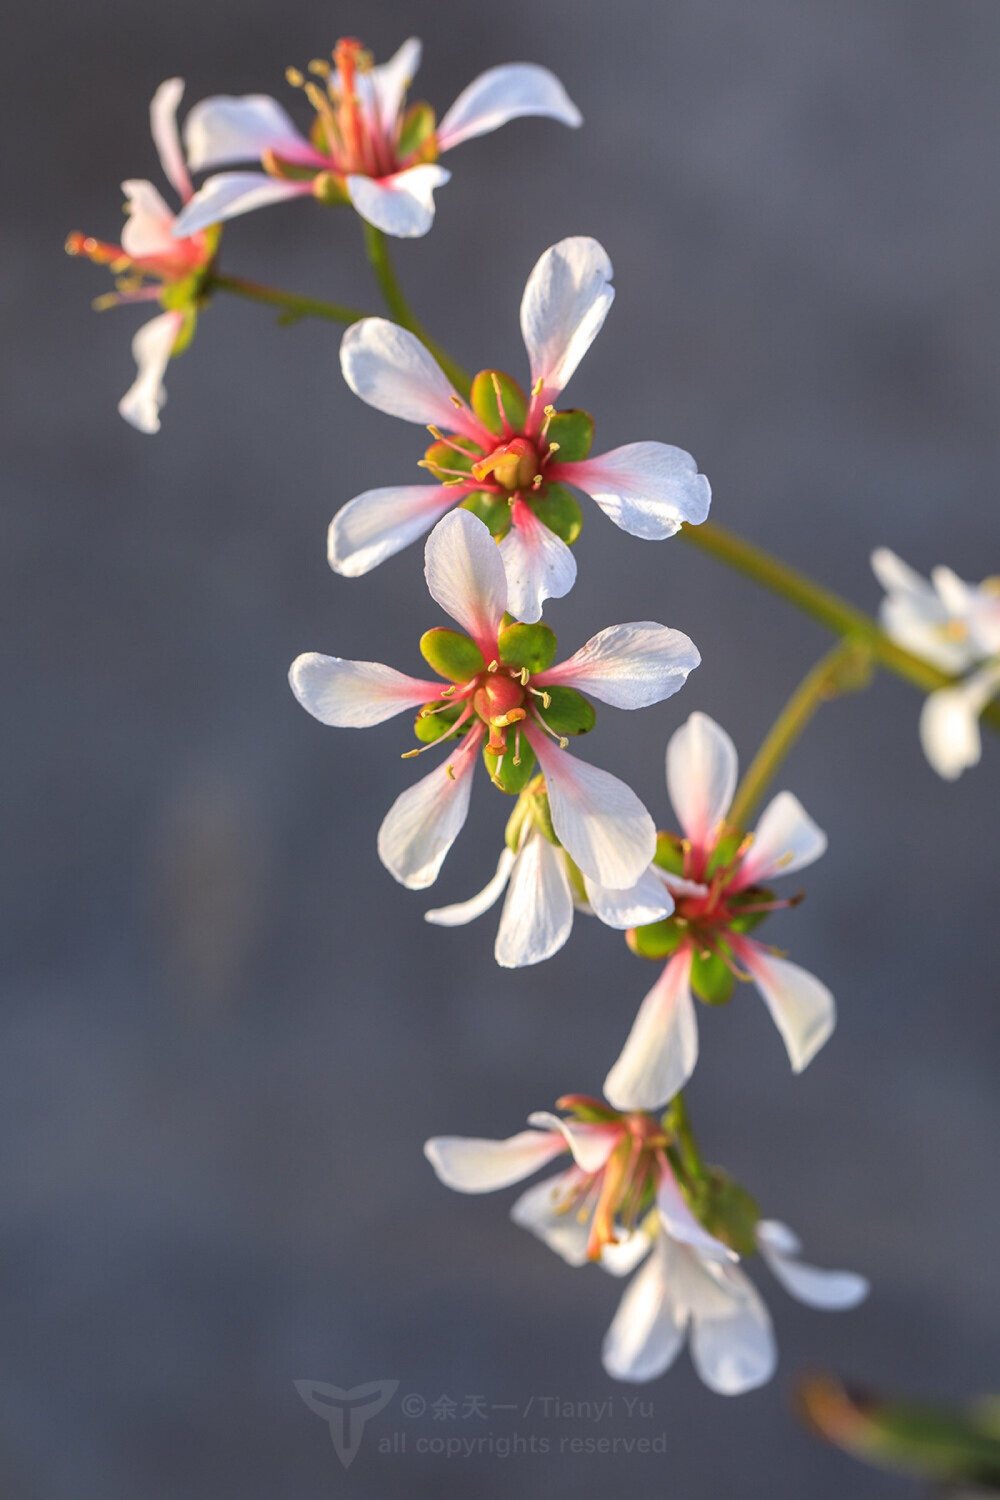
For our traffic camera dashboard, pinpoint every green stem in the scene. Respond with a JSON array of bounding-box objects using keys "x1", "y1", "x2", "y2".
[
  {"x1": 361, "y1": 223, "x2": 472, "y2": 397},
  {"x1": 209, "y1": 271, "x2": 369, "y2": 326}
]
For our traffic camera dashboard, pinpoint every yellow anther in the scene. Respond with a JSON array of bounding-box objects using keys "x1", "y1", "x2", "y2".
[
  {"x1": 401, "y1": 748, "x2": 422, "y2": 759},
  {"x1": 449, "y1": 394, "x2": 464, "y2": 409},
  {"x1": 532, "y1": 377, "x2": 544, "y2": 396},
  {"x1": 439, "y1": 685, "x2": 457, "y2": 697},
  {"x1": 446, "y1": 764, "x2": 457, "y2": 781},
  {"x1": 286, "y1": 66, "x2": 305, "y2": 87},
  {"x1": 558, "y1": 736, "x2": 569, "y2": 749},
  {"x1": 487, "y1": 660, "x2": 499, "y2": 673},
  {"x1": 426, "y1": 425, "x2": 443, "y2": 439},
  {"x1": 308, "y1": 58, "x2": 331, "y2": 76},
  {"x1": 518, "y1": 667, "x2": 530, "y2": 686}
]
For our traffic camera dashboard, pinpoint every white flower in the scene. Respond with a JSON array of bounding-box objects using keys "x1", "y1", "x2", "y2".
[
  {"x1": 872, "y1": 548, "x2": 1000, "y2": 779},
  {"x1": 173, "y1": 37, "x2": 581, "y2": 240}
]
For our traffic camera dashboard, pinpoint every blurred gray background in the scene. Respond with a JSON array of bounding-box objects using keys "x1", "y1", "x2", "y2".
[{"x1": 4, "y1": 0, "x2": 999, "y2": 1494}]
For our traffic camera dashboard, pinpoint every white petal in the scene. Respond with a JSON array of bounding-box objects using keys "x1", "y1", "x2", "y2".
[
  {"x1": 666, "y1": 711, "x2": 738, "y2": 851},
  {"x1": 656, "y1": 1163, "x2": 735, "y2": 1262},
  {"x1": 425, "y1": 1131, "x2": 565, "y2": 1193},
  {"x1": 872, "y1": 547, "x2": 973, "y2": 673},
  {"x1": 740, "y1": 947, "x2": 836, "y2": 1072},
  {"x1": 870, "y1": 546, "x2": 933, "y2": 601},
  {"x1": 339, "y1": 318, "x2": 482, "y2": 440},
  {"x1": 526, "y1": 1113, "x2": 620, "y2": 1174},
  {"x1": 118, "y1": 309, "x2": 183, "y2": 435},
  {"x1": 424, "y1": 510, "x2": 507, "y2": 654},
  {"x1": 150, "y1": 78, "x2": 192, "y2": 201},
  {"x1": 367, "y1": 37, "x2": 422, "y2": 134},
  {"x1": 519, "y1": 237, "x2": 614, "y2": 399},
  {"x1": 346, "y1": 164, "x2": 450, "y2": 238},
  {"x1": 494, "y1": 833, "x2": 574, "y2": 967},
  {"x1": 599, "y1": 1229, "x2": 655, "y2": 1277},
  {"x1": 425, "y1": 848, "x2": 515, "y2": 927},
  {"x1": 919, "y1": 664, "x2": 1000, "y2": 780},
  {"x1": 183, "y1": 94, "x2": 315, "y2": 170},
  {"x1": 540, "y1": 622, "x2": 700, "y2": 709},
  {"x1": 498, "y1": 505, "x2": 577, "y2": 623},
  {"x1": 565, "y1": 443, "x2": 711, "y2": 540},
  {"x1": 526, "y1": 730, "x2": 656, "y2": 888},
  {"x1": 437, "y1": 62, "x2": 581, "y2": 152},
  {"x1": 377, "y1": 729, "x2": 480, "y2": 889},
  {"x1": 583, "y1": 866, "x2": 674, "y2": 930},
  {"x1": 688, "y1": 1260, "x2": 776, "y2": 1395},
  {"x1": 756, "y1": 1221, "x2": 869, "y2": 1311},
  {"x1": 328, "y1": 484, "x2": 455, "y2": 578},
  {"x1": 172, "y1": 172, "x2": 311, "y2": 236},
  {"x1": 736, "y1": 791, "x2": 827, "y2": 888},
  {"x1": 602, "y1": 1236, "x2": 688, "y2": 1383},
  {"x1": 120, "y1": 179, "x2": 177, "y2": 259},
  {"x1": 288, "y1": 653, "x2": 437, "y2": 727},
  {"x1": 603, "y1": 951, "x2": 699, "y2": 1111},
  {"x1": 510, "y1": 1170, "x2": 594, "y2": 1266}
]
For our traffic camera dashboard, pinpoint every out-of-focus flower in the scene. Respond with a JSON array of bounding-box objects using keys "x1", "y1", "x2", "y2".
[
  {"x1": 173, "y1": 37, "x2": 581, "y2": 240},
  {"x1": 873, "y1": 547, "x2": 1000, "y2": 780},
  {"x1": 66, "y1": 79, "x2": 216, "y2": 433},
  {"x1": 604, "y1": 712, "x2": 835, "y2": 1111},
  {"x1": 425, "y1": 1097, "x2": 867, "y2": 1390},
  {"x1": 329, "y1": 237, "x2": 711, "y2": 620},
  {"x1": 290, "y1": 509, "x2": 698, "y2": 892}
]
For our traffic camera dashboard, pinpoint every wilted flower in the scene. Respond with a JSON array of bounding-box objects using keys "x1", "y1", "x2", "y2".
[
  {"x1": 329, "y1": 237, "x2": 711, "y2": 620},
  {"x1": 604, "y1": 711, "x2": 835, "y2": 1111},
  {"x1": 173, "y1": 37, "x2": 581, "y2": 240},
  {"x1": 66, "y1": 79, "x2": 215, "y2": 433},
  {"x1": 872, "y1": 547, "x2": 1000, "y2": 780}
]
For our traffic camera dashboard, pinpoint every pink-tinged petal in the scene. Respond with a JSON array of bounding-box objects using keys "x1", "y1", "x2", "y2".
[
  {"x1": 527, "y1": 1112, "x2": 620, "y2": 1174},
  {"x1": 919, "y1": 664, "x2": 1000, "y2": 780},
  {"x1": 737, "y1": 944, "x2": 836, "y2": 1072},
  {"x1": 424, "y1": 510, "x2": 507, "y2": 655},
  {"x1": 377, "y1": 726, "x2": 482, "y2": 889},
  {"x1": 346, "y1": 164, "x2": 450, "y2": 238},
  {"x1": 183, "y1": 94, "x2": 318, "y2": 171},
  {"x1": 602, "y1": 1235, "x2": 688, "y2": 1383},
  {"x1": 288, "y1": 653, "x2": 439, "y2": 728},
  {"x1": 437, "y1": 62, "x2": 582, "y2": 152},
  {"x1": 540, "y1": 622, "x2": 699, "y2": 709},
  {"x1": 733, "y1": 790, "x2": 827, "y2": 889},
  {"x1": 583, "y1": 866, "x2": 674, "y2": 930},
  {"x1": 364, "y1": 37, "x2": 422, "y2": 135},
  {"x1": 118, "y1": 309, "x2": 184, "y2": 435},
  {"x1": 120, "y1": 179, "x2": 177, "y2": 259},
  {"x1": 687, "y1": 1259, "x2": 776, "y2": 1395},
  {"x1": 656, "y1": 1160, "x2": 735, "y2": 1262},
  {"x1": 339, "y1": 318, "x2": 485, "y2": 442},
  {"x1": 666, "y1": 711, "x2": 738, "y2": 853},
  {"x1": 172, "y1": 172, "x2": 312, "y2": 237},
  {"x1": 603, "y1": 950, "x2": 698, "y2": 1111},
  {"x1": 425, "y1": 848, "x2": 515, "y2": 928},
  {"x1": 561, "y1": 442, "x2": 710, "y2": 540},
  {"x1": 520, "y1": 237, "x2": 614, "y2": 402},
  {"x1": 498, "y1": 502, "x2": 577, "y2": 623},
  {"x1": 511, "y1": 1168, "x2": 594, "y2": 1265},
  {"x1": 424, "y1": 1130, "x2": 566, "y2": 1193},
  {"x1": 756, "y1": 1221, "x2": 869, "y2": 1310},
  {"x1": 150, "y1": 78, "x2": 193, "y2": 202},
  {"x1": 328, "y1": 484, "x2": 455, "y2": 578},
  {"x1": 494, "y1": 832, "x2": 575, "y2": 967},
  {"x1": 524, "y1": 729, "x2": 656, "y2": 889}
]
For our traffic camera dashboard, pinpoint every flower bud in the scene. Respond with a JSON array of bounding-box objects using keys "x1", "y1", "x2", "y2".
[{"x1": 419, "y1": 627, "x2": 485, "y2": 682}]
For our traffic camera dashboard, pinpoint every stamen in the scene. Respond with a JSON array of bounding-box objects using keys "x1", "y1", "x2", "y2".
[
  {"x1": 518, "y1": 667, "x2": 530, "y2": 686},
  {"x1": 439, "y1": 685, "x2": 457, "y2": 698},
  {"x1": 487, "y1": 660, "x2": 499, "y2": 673},
  {"x1": 528, "y1": 686, "x2": 551, "y2": 708},
  {"x1": 539, "y1": 404, "x2": 557, "y2": 439},
  {"x1": 308, "y1": 58, "x2": 332, "y2": 76},
  {"x1": 513, "y1": 724, "x2": 522, "y2": 766},
  {"x1": 490, "y1": 371, "x2": 510, "y2": 432},
  {"x1": 531, "y1": 377, "x2": 544, "y2": 397},
  {"x1": 533, "y1": 712, "x2": 568, "y2": 750},
  {"x1": 286, "y1": 66, "x2": 305, "y2": 87},
  {"x1": 448, "y1": 394, "x2": 464, "y2": 409},
  {"x1": 446, "y1": 764, "x2": 456, "y2": 781}
]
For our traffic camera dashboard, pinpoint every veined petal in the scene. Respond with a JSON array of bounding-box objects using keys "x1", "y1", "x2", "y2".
[
  {"x1": 603, "y1": 950, "x2": 698, "y2": 1111},
  {"x1": 687, "y1": 1259, "x2": 776, "y2": 1395},
  {"x1": 494, "y1": 833, "x2": 575, "y2": 967},
  {"x1": 425, "y1": 1130, "x2": 565, "y2": 1193},
  {"x1": 183, "y1": 93, "x2": 317, "y2": 170},
  {"x1": 525, "y1": 729, "x2": 656, "y2": 888},
  {"x1": 118, "y1": 309, "x2": 184, "y2": 435},
  {"x1": 346, "y1": 165, "x2": 450, "y2": 238},
  {"x1": 339, "y1": 318, "x2": 484, "y2": 441},
  {"x1": 424, "y1": 510, "x2": 507, "y2": 655},
  {"x1": 511, "y1": 1169, "x2": 594, "y2": 1266},
  {"x1": 562, "y1": 443, "x2": 711, "y2": 540},
  {"x1": 734, "y1": 790, "x2": 827, "y2": 889},
  {"x1": 520, "y1": 237, "x2": 614, "y2": 400},
  {"x1": 328, "y1": 484, "x2": 455, "y2": 578},
  {"x1": 437, "y1": 62, "x2": 582, "y2": 152},
  {"x1": 756, "y1": 1221, "x2": 869, "y2": 1310},
  {"x1": 377, "y1": 727, "x2": 481, "y2": 889},
  {"x1": 583, "y1": 866, "x2": 674, "y2": 930},
  {"x1": 602, "y1": 1235, "x2": 688, "y2": 1383},
  {"x1": 498, "y1": 503, "x2": 577, "y2": 623},
  {"x1": 425, "y1": 848, "x2": 515, "y2": 927},
  {"x1": 666, "y1": 711, "x2": 738, "y2": 852},
  {"x1": 120, "y1": 179, "x2": 177, "y2": 259},
  {"x1": 288, "y1": 653, "x2": 438, "y2": 727},
  {"x1": 738, "y1": 945, "x2": 836, "y2": 1072},
  {"x1": 150, "y1": 78, "x2": 192, "y2": 202},
  {"x1": 656, "y1": 1161, "x2": 735, "y2": 1262},
  {"x1": 539, "y1": 622, "x2": 700, "y2": 709},
  {"x1": 919, "y1": 664, "x2": 1000, "y2": 780},
  {"x1": 526, "y1": 1112, "x2": 620, "y2": 1174},
  {"x1": 172, "y1": 172, "x2": 312, "y2": 237}
]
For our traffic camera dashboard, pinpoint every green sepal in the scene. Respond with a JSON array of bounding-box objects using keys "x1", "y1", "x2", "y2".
[
  {"x1": 530, "y1": 482, "x2": 583, "y2": 545},
  {"x1": 707, "y1": 830, "x2": 742, "y2": 875},
  {"x1": 546, "y1": 408, "x2": 594, "y2": 462},
  {"x1": 160, "y1": 276, "x2": 200, "y2": 314},
  {"x1": 398, "y1": 100, "x2": 437, "y2": 162},
  {"x1": 163, "y1": 305, "x2": 198, "y2": 357},
  {"x1": 690, "y1": 1169, "x2": 760, "y2": 1258},
  {"x1": 419, "y1": 627, "x2": 484, "y2": 683},
  {"x1": 470, "y1": 369, "x2": 528, "y2": 436},
  {"x1": 525, "y1": 774, "x2": 558, "y2": 844},
  {"x1": 413, "y1": 701, "x2": 466, "y2": 744},
  {"x1": 558, "y1": 1096, "x2": 622, "y2": 1124},
  {"x1": 690, "y1": 948, "x2": 735, "y2": 1005},
  {"x1": 422, "y1": 435, "x2": 479, "y2": 481},
  {"x1": 728, "y1": 887, "x2": 773, "y2": 934},
  {"x1": 653, "y1": 832, "x2": 686, "y2": 876},
  {"x1": 627, "y1": 917, "x2": 685, "y2": 960},
  {"x1": 537, "y1": 685, "x2": 596, "y2": 737},
  {"x1": 498, "y1": 622, "x2": 558, "y2": 673},
  {"x1": 483, "y1": 739, "x2": 537, "y2": 795},
  {"x1": 312, "y1": 171, "x2": 350, "y2": 205},
  {"x1": 460, "y1": 490, "x2": 511, "y2": 539}
]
